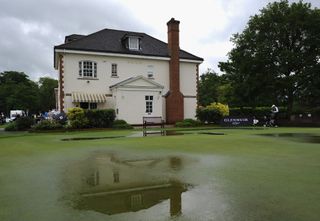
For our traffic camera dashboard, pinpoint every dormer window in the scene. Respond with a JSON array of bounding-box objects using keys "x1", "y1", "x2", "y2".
[
  {"x1": 128, "y1": 37, "x2": 140, "y2": 50},
  {"x1": 122, "y1": 34, "x2": 143, "y2": 51}
]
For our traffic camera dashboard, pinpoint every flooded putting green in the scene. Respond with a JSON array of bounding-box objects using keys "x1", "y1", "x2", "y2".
[{"x1": 259, "y1": 133, "x2": 320, "y2": 143}]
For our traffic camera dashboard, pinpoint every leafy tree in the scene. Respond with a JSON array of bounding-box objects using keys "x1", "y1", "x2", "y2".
[
  {"x1": 219, "y1": 0, "x2": 320, "y2": 115},
  {"x1": 0, "y1": 71, "x2": 39, "y2": 115},
  {"x1": 38, "y1": 77, "x2": 58, "y2": 112},
  {"x1": 198, "y1": 69, "x2": 233, "y2": 106}
]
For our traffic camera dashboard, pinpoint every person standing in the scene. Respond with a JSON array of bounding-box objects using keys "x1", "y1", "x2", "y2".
[{"x1": 270, "y1": 104, "x2": 279, "y2": 126}]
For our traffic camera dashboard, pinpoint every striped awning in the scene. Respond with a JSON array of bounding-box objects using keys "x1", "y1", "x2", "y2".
[{"x1": 72, "y1": 92, "x2": 107, "y2": 103}]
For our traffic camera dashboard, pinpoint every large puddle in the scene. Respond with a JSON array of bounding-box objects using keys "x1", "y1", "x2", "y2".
[
  {"x1": 258, "y1": 133, "x2": 320, "y2": 143},
  {"x1": 62, "y1": 130, "x2": 225, "y2": 141},
  {"x1": 63, "y1": 152, "x2": 198, "y2": 218}
]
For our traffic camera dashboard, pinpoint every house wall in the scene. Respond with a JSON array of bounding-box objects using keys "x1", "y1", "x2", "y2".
[
  {"x1": 180, "y1": 62, "x2": 198, "y2": 119},
  {"x1": 113, "y1": 88, "x2": 163, "y2": 124},
  {"x1": 60, "y1": 52, "x2": 199, "y2": 123},
  {"x1": 63, "y1": 53, "x2": 170, "y2": 95}
]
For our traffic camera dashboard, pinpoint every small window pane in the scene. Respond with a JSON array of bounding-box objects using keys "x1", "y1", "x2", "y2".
[
  {"x1": 112, "y1": 64, "x2": 117, "y2": 76},
  {"x1": 145, "y1": 95, "x2": 153, "y2": 113},
  {"x1": 79, "y1": 61, "x2": 97, "y2": 78},
  {"x1": 80, "y1": 102, "x2": 89, "y2": 109},
  {"x1": 90, "y1": 103, "x2": 97, "y2": 109},
  {"x1": 129, "y1": 37, "x2": 139, "y2": 50}
]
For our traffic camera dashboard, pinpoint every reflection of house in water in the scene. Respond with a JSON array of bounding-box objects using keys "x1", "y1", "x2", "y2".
[{"x1": 67, "y1": 153, "x2": 190, "y2": 217}]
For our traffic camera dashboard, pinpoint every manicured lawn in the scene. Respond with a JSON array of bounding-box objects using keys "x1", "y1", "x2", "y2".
[{"x1": 0, "y1": 127, "x2": 319, "y2": 221}]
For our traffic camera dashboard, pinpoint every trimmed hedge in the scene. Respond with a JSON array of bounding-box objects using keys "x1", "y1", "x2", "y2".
[
  {"x1": 85, "y1": 109, "x2": 115, "y2": 128},
  {"x1": 67, "y1": 108, "x2": 116, "y2": 129},
  {"x1": 229, "y1": 106, "x2": 289, "y2": 120},
  {"x1": 175, "y1": 119, "x2": 202, "y2": 127},
  {"x1": 31, "y1": 120, "x2": 63, "y2": 131},
  {"x1": 112, "y1": 119, "x2": 133, "y2": 129}
]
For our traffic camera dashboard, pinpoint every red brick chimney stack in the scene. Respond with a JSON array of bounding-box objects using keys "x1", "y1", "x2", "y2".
[{"x1": 166, "y1": 18, "x2": 184, "y2": 124}]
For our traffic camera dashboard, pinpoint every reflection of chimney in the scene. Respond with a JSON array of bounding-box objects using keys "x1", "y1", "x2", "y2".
[
  {"x1": 166, "y1": 18, "x2": 184, "y2": 124},
  {"x1": 170, "y1": 186, "x2": 182, "y2": 217}
]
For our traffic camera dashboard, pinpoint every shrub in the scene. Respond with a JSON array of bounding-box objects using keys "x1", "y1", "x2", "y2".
[
  {"x1": 197, "y1": 102, "x2": 229, "y2": 123},
  {"x1": 31, "y1": 120, "x2": 63, "y2": 131},
  {"x1": 175, "y1": 118, "x2": 202, "y2": 127},
  {"x1": 4, "y1": 117, "x2": 35, "y2": 131},
  {"x1": 52, "y1": 112, "x2": 67, "y2": 125},
  {"x1": 67, "y1": 107, "x2": 89, "y2": 129},
  {"x1": 4, "y1": 122, "x2": 17, "y2": 131},
  {"x1": 112, "y1": 119, "x2": 133, "y2": 129},
  {"x1": 85, "y1": 109, "x2": 115, "y2": 128}
]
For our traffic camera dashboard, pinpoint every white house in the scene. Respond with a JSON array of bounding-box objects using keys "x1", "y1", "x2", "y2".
[{"x1": 54, "y1": 18, "x2": 203, "y2": 124}]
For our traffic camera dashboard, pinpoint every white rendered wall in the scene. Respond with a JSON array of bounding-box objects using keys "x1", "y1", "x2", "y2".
[
  {"x1": 184, "y1": 98, "x2": 197, "y2": 119},
  {"x1": 114, "y1": 88, "x2": 163, "y2": 124},
  {"x1": 59, "y1": 52, "x2": 199, "y2": 122},
  {"x1": 180, "y1": 62, "x2": 197, "y2": 96},
  {"x1": 62, "y1": 53, "x2": 170, "y2": 95},
  {"x1": 180, "y1": 62, "x2": 198, "y2": 119}
]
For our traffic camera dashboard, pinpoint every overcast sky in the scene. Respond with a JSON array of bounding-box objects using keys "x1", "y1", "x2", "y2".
[{"x1": 0, "y1": 0, "x2": 319, "y2": 80}]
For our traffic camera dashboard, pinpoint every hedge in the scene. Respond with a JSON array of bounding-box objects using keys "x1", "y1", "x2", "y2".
[
  {"x1": 112, "y1": 119, "x2": 133, "y2": 129},
  {"x1": 67, "y1": 108, "x2": 116, "y2": 129},
  {"x1": 175, "y1": 119, "x2": 202, "y2": 127},
  {"x1": 5, "y1": 117, "x2": 35, "y2": 131},
  {"x1": 85, "y1": 109, "x2": 115, "y2": 128},
  {"x1": 31, "y1": 120, "x2": 63, "y2": 131}
]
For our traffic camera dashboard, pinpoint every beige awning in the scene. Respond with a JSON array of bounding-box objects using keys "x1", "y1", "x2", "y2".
[{"x1": 72, "y1": 92, "x2": 107, "y2": 103}]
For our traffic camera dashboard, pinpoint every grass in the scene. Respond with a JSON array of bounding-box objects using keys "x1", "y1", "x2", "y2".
[{"x1": 0, "y1": 127, "x2": 319, "y2": 221}]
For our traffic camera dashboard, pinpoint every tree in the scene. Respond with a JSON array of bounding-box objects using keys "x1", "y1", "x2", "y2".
[
  {"x1": 0, "y1": 71, "x2": 40, "y2": 115},
  {"x1": 219, "y1": 0, "x2": 320, "y2": 115},
  {"x1": 198, "y1": 69, "x2": 233, "y2": 106},
  {"x1": 38, "y1": 77, "x2": 58, "y2": 112}
]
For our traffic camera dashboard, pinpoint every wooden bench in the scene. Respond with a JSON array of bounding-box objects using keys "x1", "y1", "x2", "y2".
[{"x1": 143, "y1": 116, "x2": 165, "y2": 136}]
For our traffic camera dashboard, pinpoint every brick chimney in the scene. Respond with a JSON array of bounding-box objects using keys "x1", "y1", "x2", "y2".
[{"x1": 166, "y1": 18, "x2": 184, "y2": 124}]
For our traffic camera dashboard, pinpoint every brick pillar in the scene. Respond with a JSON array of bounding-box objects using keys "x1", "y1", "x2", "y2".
[
  {"x1": 166, "y1": 18, "x2": 184, "y2": 124},
  {"x1": 59, "y1": 55, "x2": 65, "y2": 112}
]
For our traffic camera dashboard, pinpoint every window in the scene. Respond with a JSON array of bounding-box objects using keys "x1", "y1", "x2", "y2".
[
  {"x1": 79, "y1": 61, "x2": 97, "y2": 78},
  {"x1": 145, "y1": 95, "x2": 153, "y2": 114},
  {"x1": 129, "y1": 37, "x2": 139, "y2": 50},
  {"x1": 90, "y1": 103, "x2": 97, "y2": 109},
  {"x1": 111, "y1": 63, "x2": 118, "y2": 77},
  {"x1": 80, "y1": 102, "x2": 89, "y2": 109},
  {"x1": 80, "y1": 102, "x2": 97, "y2": 109},
  {"x1": 113, "y1": 171, "x2": 119, "y2": 183},
  {"x1": 131, "y1": 194, "x2": 143, "y2": 209},
  {"x1": 86, "y1": 171, "x2": 99, "y2": 186},
  {"x1": 147, "y1": 65, "x2": 154, "y2": 78}
]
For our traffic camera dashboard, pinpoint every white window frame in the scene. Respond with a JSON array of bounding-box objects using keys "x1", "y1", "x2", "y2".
[
  {"x1": 111, "y1": 63, "x2": 118, "y2": 77},
  {"x1": 145, "y1": 95, "x2": 153, "y2": 114},
  {"x1": 129, "y1": 37, "x2": 139, "y2": 50},
  {"x1": 79, "y1": 61, "x2": 97, "y2": 78}
]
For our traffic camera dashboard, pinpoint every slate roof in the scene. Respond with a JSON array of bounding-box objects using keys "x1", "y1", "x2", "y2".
[{"x1": 54, "y1": 28, "x2": 203, "y2": 61}]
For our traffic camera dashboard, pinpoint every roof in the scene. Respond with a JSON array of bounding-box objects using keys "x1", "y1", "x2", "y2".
[{"x1": 54, "y1": 28, "x2": 203, "y2": 61}]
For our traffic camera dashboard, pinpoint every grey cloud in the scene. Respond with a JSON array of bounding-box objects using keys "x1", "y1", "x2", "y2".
[{"x1": 0, "y1": 0, "x2": 151, "y2": 80}]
